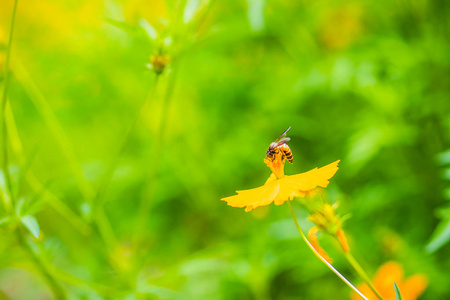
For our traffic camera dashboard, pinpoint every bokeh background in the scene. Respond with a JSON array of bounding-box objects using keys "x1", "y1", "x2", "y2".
[{"x1": 1, "y1": 0, "x2": 449, "y2": 299}]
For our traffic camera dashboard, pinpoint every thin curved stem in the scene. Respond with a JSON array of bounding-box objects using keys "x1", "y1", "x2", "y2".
[
  {"x1": 344, "y1": 252, "x2": 384, "y2": 300},
  {"x1": 89, "y1": 75, "x2": 160, "y2": 255},
  {"x1": 287, "y1": 201, "x2": 368, "y2": 300},
  {"x1": 1, "y1": 0, "x2": 19, "y2": 212},
  {"x1": 135, "y1": 65, "x2": 179, "y2": 238}
]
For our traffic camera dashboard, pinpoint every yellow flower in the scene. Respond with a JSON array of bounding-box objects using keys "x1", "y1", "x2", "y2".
[
  {"x1": 221, "y1": 149, "x2": 340, "y2": 212},
  {"x1": 351, "y1": 261, "x2": 428, "y2": 300},
  {"x1": 308, "y1": 203, "x2": 343, "y2": 233}
]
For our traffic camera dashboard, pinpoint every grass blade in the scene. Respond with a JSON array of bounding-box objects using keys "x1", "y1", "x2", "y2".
[{"x1": 394, "y1": 283, "x2": 402, "y2": 300}]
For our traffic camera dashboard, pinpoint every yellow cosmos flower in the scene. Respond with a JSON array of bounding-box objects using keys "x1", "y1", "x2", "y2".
[{"x1": 221, "y1": 149, "x2": 340, "y2": 212}]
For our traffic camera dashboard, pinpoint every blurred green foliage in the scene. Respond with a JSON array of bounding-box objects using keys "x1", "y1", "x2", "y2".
[{"x1": 1, "y1": 0, "x2": 449, "y2": 299}]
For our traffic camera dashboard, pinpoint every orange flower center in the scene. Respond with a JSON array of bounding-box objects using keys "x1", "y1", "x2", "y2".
[{"x1": 264, "y1": 152, "x2": 285, "y2": 179}]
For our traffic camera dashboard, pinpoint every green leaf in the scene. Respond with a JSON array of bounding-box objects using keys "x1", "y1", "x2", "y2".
[
  {"x1": 442, "y1": 168, "x2": 450, "y2": 180},
  {"x1": 103, "y1": 18, "x2": 139, "y2": 37},
  {"x1": 437, "y1": 150, "x2": 450, "y2": 165},
  {"x1": 247, "y1": 0, "x2": 266, "y2": 32},
  {"x1": 138, "y1": 19, "x2": 158, "y2": 40},
  {"x1": 15, "y1": 197, "x2": 27, "y2": 216},
  {"x1": 425, "y1": 210, "x2": 450, "y2": 253},
  {"x1": 183, "y1": 0, "x2": 201, "y2": 24},
  {"x1": 136, "y1": 284, "x2": 181, "y2": 299},
  {"x1": 20, "y1": 215, "x2": 40, "y2": 239},
  {"x1": 0, "y1": 217, "x2": 11, "y2": 226},
  {"x1": 394, "y1": 283, "x2": 402, "y2": 300}
]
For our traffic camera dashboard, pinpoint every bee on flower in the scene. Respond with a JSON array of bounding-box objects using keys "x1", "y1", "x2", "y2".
[
  {"x1": 266, "y1": 126, "x2": 293, "y2": 164},
  {"x1": 221, "y1": 127, "x2": 340, "y2": 212}
]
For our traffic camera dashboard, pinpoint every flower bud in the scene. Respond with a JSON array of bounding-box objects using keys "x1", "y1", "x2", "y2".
[
  {"x1": 149, "y1": 54, "x2": 170, "y2": 74},
  {"x1": 308, "y1": 227, "x2": 333, "y2": 263}
]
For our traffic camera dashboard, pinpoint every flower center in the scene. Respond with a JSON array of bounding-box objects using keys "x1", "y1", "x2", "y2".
[{"x1": 264, "y1": 151, "x2": 286, "y2": 179}]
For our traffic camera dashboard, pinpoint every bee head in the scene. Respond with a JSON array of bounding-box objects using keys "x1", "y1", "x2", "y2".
[{"x1": 266, "y1": 142, "x2": 277, "y2": 156}]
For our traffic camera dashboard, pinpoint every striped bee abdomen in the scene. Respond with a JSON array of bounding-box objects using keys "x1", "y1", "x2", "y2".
[{"x1": 279, "y1": 144, "x2": 293, "y2": 164}]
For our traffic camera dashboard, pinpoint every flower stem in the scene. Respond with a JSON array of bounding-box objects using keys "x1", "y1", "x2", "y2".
[
  {"x1": 93, "y1": 74, "x2": 160, "y2": 206},
  {"x1": 287, "y1": 201, "x2": 368, "y2": 300},
  {"x1": 89, "y1": 74, "x2": 160, "y2": 254},
  {"x1": 5, "y1": 100, "x2": 92, "y2": 235},
  {"x1": 16, "y1": 230, "x2": 66, "y2": 300},
  {"x1": 13, "y1": 60, "x2": 119, "y2": 251},
  {"x1": 14, "y1": 60, "x2": 117, "y2": 252},
  {"x1": 135, "y1": 64, "x2": 179, "y2": 238},
  {"x1": 1, "y1": 0, "x2": 19, "y2": 212},
  {"x1": 13, "y1": 61, "x2": 96, "y2": 202},
  {"x1": 344, "y1": 251, "x2": 384, "y2": 300}
]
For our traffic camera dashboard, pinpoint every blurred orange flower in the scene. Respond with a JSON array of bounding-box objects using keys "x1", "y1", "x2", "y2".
[
  {"x1": 221, "y1": 154, "x2": 340, "y2": 212},
  {"x1": 351, "y1": 261, "x2": 428, "y2": 300}
]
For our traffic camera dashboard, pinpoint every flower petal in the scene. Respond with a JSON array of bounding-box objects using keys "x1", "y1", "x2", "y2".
[
  {"x1": 264, "y1": 173, "x2": 277, "y2": 185},
  {"x1": 401, "y1": 274, "x2": 428, "y2": 300},
  {"x1": 373, "y1": 261, "x2": 404, "y2": 291},
  {"x1": 221, "y1": 181, "x2": 281, "y2": 212},
  {"x1": 285, "y1": 160, "x2": 340, "y2": 191},
  {"x1": 221, "y1": 160, "x2": 340, "y2": 211},
  {"x1": 352, "y1": 262, "x2": 428, "y2": 300}
]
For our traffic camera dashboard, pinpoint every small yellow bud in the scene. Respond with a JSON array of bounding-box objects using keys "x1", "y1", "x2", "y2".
[
  {"x1": 307, "y1": 204, "x2": 342, "y2": 234},
  {"x1": 336, "y1": 228, "x2": 350, "y2": 252},
  {"x1": 150, "y1": 54, "x2": 170, "y2": 74}
]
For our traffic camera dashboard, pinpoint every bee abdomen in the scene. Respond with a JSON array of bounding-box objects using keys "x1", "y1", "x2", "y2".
[
  {"x1": 284, "y1": 151, "x2": 293, "y2": 163},
  {"x1": 279, "y1": 145, "x2": 293, "y2": 163}
]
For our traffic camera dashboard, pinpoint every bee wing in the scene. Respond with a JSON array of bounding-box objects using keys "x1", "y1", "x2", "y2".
[
  {"x1": 274, "y1": 126, "x2": 291, "y2": 143},
  {"x1": 276, "y1": 137, "x2": 290, "y2": 147}
]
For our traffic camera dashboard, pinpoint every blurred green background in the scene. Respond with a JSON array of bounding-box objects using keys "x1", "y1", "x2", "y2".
[{"x1": 1, "y1": 0, "x2": 449, "y2": 299}]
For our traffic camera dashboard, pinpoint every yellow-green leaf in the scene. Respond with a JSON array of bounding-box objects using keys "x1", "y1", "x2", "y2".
[{"x1": 20, "y1": 215, "x2": 40, "y2": 239}]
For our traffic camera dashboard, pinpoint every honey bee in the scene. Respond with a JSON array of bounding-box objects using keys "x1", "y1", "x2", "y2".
[{"x1": 266, "y1": 126, "x2": 294, "y2": 163}]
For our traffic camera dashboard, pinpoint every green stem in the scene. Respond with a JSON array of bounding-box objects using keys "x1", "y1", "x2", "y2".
[
  {"x1": 92, "y1": 205, "x2": 117, "y2": 250},
  {"x1": 287, "y1": 201, "x2": 368, "y2": 300},
  {"x1": 90, "y1": 74, "x2": 160, "y2": 254},
  {"x1": 48, "y1": 265, "x2": 115, "y2": 297},
  {"x1": 135, "y1": 65, "x2": 179, "y2": 238},
  {"x1": 344, "y1": 252, "x2": 384, "y2": 300},
  {"x1": 5, "y1": 101, "x2": 91, "y2": 235},
  {"x1": 93, "y1": 74, "x2": 160, "y2": 205},
  {"x1": 13, "y1": 61, "x2": 116, "y2": 250},
  {"x1": 13, "y1": 61, "x2": 95, "y2": 201},
  {"x1": 16, "y1": 230, "x2": 67, "y2": 300},
  {"x1": 1, "y1": 0, "x2": 19, "y2": 212}
]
